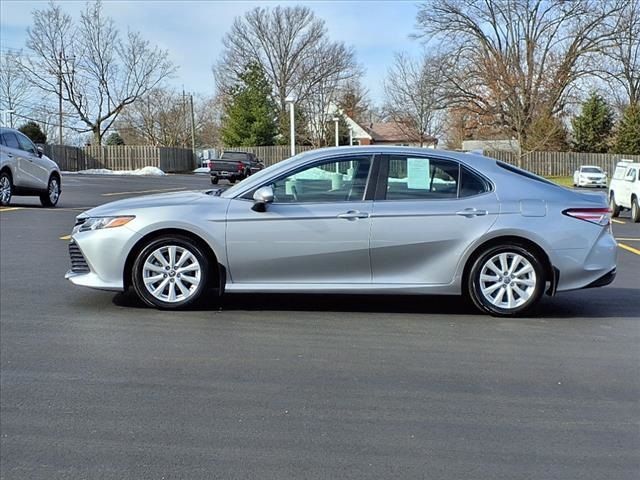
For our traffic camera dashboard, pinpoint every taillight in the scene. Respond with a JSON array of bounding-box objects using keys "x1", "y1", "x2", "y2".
[
  {"x1": 237, "y1": 162, "x2": 244, "y2": 172},
  {"x1": 563, "y1": 208, "x2": 610, "y2": 226}
]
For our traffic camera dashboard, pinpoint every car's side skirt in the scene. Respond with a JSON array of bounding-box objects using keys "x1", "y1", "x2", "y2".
[{"x1": 224, "y1": 282, "x2": 461, "y2": 295}]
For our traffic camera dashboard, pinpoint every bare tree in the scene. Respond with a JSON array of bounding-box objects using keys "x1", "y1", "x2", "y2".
[
  {"x1": 383, "y1": 52, "x2": 446, "y2": 146},
  {"x1": 415, "y1": 0, "x2": 625, "y2": 151},
  {"x1": 0, "y1": 51, "x2": 32, "y2": 128},
  {"x1": 598, "y1": 0, "x2": 640, "y2": 108},
  {"x1": 117, "y1": 88, "x2": 219, "y2": 147},
  {"x1": 214, "y1": 5, "x2": 360, "y2": 130},
  {"x1": 21, "y1": 1, "x2": 175, "y2": 144}
]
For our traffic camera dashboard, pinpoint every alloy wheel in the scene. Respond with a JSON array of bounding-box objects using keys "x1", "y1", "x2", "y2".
[
  {"x1": 49, "y1": 178, "x2": 60, "y2": 204},
  {"x1": 0, "y1": 176, "x2": 11, "y2": 204},
  {"x1": 142, "y1": 245, "x2": 202, "y2": 303},
  {"x1": 478, "y1": 252, "x2": 537, "y2": 310}
]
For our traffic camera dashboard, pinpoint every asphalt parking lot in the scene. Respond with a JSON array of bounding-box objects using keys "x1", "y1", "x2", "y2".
[{"x1": 1, "y1": 174, "x2": 639, "y2": 479}]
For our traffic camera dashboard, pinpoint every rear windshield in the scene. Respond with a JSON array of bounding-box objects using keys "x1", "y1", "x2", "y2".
[
  {"x1": 581, "y1": 167, "x2": 602, "y2": 173},
  {"x1": 222, "y1": 152, "x2": 249, "y2": 160},
  {"x1": 496, "y1": 161, "x2": 556, "y2": 186}
]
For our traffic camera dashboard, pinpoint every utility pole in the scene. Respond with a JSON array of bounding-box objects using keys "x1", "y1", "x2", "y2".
[
  {"x1": 182, "y1": 87, "x2": 187, "y2": 148},
  {"x1": 58, "y1": 52, "x2": 63, "y2": 144},
  {"x1": 189, "y1": 94, "x2": 196, "y2": 155}
]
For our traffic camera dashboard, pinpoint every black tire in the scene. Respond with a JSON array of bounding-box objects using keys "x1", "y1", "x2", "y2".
[
  {"x1": 229, "y1": 177, "x2": 236, "y2": 184},
  {"x1": 40, "y1": 174, "x2": 61, "y2": 207},
  {"x1": 0, "y1": 171, "x2": 13, "y2": 206},
  {"x1": 466, "y1": 244, "x2": 545, "y2": 317},
  {"x1": 132, "y1": 235, "x2": 210, "y2": 309},
  {"x1": 211, "y1": 176, "x2": 219, "y2": 185},
  {"x1": 631, "y1": 197, "x2": 640, "y2": 223},
  {"x1": 609, "y1": 192, "x2": 620, "y2": 217}
]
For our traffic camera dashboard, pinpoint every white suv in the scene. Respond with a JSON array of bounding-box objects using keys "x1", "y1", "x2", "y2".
[
  {"x1": 609, "y1": 160, "x2": 640, "y2": 222},
  {"x1": 0, "y1": 127, "x2": 62, "y2": 207}
]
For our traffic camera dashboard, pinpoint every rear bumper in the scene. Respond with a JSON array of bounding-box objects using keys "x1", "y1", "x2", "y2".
[{"x1": 582, "y1": 268, "x2": 616, "y2": 289}]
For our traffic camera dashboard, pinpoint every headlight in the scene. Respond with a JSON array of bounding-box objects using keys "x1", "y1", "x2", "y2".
[{"x1": 74, "y1": 216, "x2": 135, "y2": 233}]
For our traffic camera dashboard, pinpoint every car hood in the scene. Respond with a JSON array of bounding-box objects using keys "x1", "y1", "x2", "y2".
[{"x1": 80, "y1": 189, "x2": 223, "y2": 217}]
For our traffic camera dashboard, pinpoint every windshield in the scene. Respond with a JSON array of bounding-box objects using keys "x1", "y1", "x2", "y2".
[
  {"x1": 222, "y1": 150, "x2": 317, "y2": 198},
  {"x1": 581, "y1": 167, "x2": 602, "y2": 173}
]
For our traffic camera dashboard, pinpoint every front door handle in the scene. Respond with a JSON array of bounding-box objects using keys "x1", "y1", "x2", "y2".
[
  {"x1": 456, "y1": 208, "x2": 488, "y2": 218},
  {"x1": 337, "y1": 210, "x2": 369, "y2": 220}
]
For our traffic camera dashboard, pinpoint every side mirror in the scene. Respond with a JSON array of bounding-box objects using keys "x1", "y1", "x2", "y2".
[
  {"x1": 37, "y1": 146, "x2": 44, "y2": 158},
  {"x1": 251, "y1": 186, "x2": 274, "y2": 212}
]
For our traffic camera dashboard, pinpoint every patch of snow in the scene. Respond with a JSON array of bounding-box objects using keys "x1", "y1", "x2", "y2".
[
  {"x1": 70, "y1": 166, "x2": 166, "y2": 176},
  {"x1": 193, "y1": 167, "x2": 210, "y2": 174}
]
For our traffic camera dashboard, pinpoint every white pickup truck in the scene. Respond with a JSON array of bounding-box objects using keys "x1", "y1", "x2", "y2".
[{"x1": 609, "y1": 160, "x2": 640, "y2": 222}]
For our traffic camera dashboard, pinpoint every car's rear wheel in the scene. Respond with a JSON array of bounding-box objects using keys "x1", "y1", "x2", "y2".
[
  {"x1": 609, "y1": 192, "x2": 620, "y2": 217},
  {"x1": 211, "y1": 176, "x2": 219, "y2": 185},
  {"x1": 467, "y1": 245, "x2": 545, "y2": 317},
  {"x1": 40, "y1": 175, "x2": 60, "y2": 207},
  {"x1": 132, "y1": 235, "x2": 209, "y2": 309},
  {"x1": 631, "y1": 196, "x2": 640, "y2": 223},
  {"x1": 0, "y1": 171, "x2": 12, "y2": 206}
]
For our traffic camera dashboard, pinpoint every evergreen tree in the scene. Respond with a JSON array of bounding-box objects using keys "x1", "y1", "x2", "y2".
[
  {"x1": 105, "y1": 132, "x2": 125, "y2": 145},
  {"x1": 571, "y1": 93, "x2": 614, "y2": 153},
  {"x1": 18, "y1": 121, "x2": 47, "y2": 144},
  {"x1": 221, "y1": 63, "x2": 277, "y2": 147},
  {"x1": 613, "y1": 104, "x2": 640, "y2": 155}
]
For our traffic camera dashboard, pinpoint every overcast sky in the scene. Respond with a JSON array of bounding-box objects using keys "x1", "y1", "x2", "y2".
[{"x1": 0, "y1": 0, "x2": 424, "y2": 104}]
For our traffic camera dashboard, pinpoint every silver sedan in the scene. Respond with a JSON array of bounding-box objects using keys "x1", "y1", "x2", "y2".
[{"x1": 65, "y1": 147, "x2": 617, "y2": 316}]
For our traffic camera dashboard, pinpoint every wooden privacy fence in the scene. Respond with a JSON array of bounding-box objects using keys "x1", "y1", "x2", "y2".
[
  {"x1": 44, "y1": 145, "x2": 196, "y2": 173},
  {"x1": 224, "y1": 145, "x2": 315, "y2": 166},
  {"x1": 485, "y1": 151, "x2": 640, "y2": 177}
]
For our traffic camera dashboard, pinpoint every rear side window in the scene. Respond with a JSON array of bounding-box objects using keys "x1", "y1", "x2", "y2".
[
  {"x1": 385, "y1": 156, "x2": 459, "y2": 200},
  {"x1": 381, "y1": 155, "x2": 490, "y2": 200},
  {"x1": 1, "y1": 132, "x2": 20, "y2": 149},
  {"x1": 460, "y1": 166, "x2": 490, "y2": 197}
]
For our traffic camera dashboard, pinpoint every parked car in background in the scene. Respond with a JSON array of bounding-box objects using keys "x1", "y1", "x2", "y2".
[
  {"x1": 209, "y1": 151, "x2": 264, "y2": 184},
  {"x1": 609, "y1": 160, "x2": 640, "y2": 222},
  {"x1": 66, "y1": 146, "x2": 616, "y2": 317},
  {"x1": 573, "y1": 165, "x2": 607, "y2": 188},
  {"x1": 0, "y1": 127, "x2": 61, "y2": 207}
]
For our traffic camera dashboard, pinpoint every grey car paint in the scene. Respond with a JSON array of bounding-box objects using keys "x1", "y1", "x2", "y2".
[{"x1": 65, "y1": 146, "x2": 617, "y2": 314}]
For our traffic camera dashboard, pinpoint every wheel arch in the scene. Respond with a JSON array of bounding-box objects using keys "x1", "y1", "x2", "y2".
[
  {"x1": 123, "y1": 228, "x2": 225, "y2": 294},
  {"x1": 0, "y1": 165, "x2": 13, "y2": 182},
  {"x1": 461, "y1": 235, "x2": 556, "y2": 296}
]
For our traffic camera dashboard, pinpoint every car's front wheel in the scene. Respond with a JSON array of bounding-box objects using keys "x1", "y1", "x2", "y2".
[
  {"x1": 40, "y1": 174, "x2": 60, "y2": 207},
  {"x1": 211, "y1": 176, "x2": 219, "y2": 185},
  {"x1": 132, "y1": 235, "x2": 210, "y2": 309},
  {"x1": 0, "y1": 171, "x2": 12, "y2": 206},
  {"x1": 467, "y1": 245, "x2": 545, "y2": 316}
]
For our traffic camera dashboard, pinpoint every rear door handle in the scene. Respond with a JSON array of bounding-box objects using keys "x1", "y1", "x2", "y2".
[
  {"x1": 337, "y1": 210, "x2": 369, "y2": 220},
  {"x1": 456, "y1": 208, "x2": 488, "y2": 218}
]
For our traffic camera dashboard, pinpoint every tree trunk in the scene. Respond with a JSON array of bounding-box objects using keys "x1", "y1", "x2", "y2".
[{"x1": 92, "y1": 126, "x2": 102, "y2": 146}]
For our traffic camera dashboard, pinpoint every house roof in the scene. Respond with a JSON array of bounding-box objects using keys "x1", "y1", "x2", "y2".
[{"x1": 364, "y1": 122, "x2": 437, "y2": 144}]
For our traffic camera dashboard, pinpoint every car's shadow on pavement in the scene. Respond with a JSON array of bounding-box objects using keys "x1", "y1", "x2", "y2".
[{"x1": 112, "y1": 286, "x2": 638, "y2": 318}]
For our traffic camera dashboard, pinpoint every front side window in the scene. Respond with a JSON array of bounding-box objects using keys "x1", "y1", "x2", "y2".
[
  {"x1": 267, "y1": 156, "x2": 372, "y2": 203},
  {"x1": 16, "y1": 133, "x2": 37, "y2": 155},
  {"x1": 626, "y1": 168, "x2": 637, "y2": 182}
]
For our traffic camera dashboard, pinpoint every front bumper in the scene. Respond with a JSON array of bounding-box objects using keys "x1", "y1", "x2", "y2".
[
  {"x1": 64, "y1": 227, "x2": 142, "y2": 292},
  {"x1": 577, "y1": 178, "x2": 607, "y2": 187}
]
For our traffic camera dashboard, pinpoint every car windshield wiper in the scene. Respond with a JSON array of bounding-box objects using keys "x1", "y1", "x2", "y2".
[{"x1": 205, "y1": 188, "x2": 223, "y2": 197}]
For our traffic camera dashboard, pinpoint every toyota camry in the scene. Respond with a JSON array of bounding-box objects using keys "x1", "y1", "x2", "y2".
[{"x1": 65, "y1": 147, "x2": 617, "y2": 316}]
